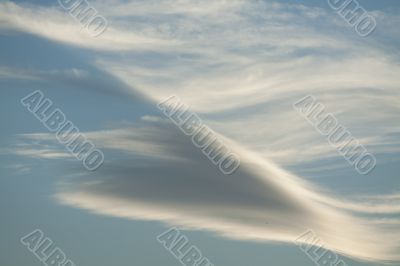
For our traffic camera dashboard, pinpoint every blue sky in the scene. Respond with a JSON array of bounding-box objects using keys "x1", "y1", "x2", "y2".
[{"x1": 1, "y1": 0, "x2": 399, "y2": 266}]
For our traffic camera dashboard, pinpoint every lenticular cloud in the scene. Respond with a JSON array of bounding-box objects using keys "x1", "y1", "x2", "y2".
[{"x1": 53, "y1": 121, "x2": 400, "y2": 263}]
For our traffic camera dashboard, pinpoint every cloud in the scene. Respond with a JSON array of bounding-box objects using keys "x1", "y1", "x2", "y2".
[
  {"x1": 14, "y1": 121, "x2": 400, "y2": 262},
  {"x1": 0, "y1": 66, "x2": 41, "y2": 80},
  {"x1": 0, "y1": 1, "x2": 180, "y2": 51},
  {"x1": 2, "y1": 163, "x2": 32, "y2": 174},
  {"x1": 0, "y1": 66, "x2": 88, "y2": 81},
  {"x1": 4, "y1": 0, "x2": 400, "y2": 263},
  {"x1": 5, "y1": 138, "x2": 73, "y2": 159}
]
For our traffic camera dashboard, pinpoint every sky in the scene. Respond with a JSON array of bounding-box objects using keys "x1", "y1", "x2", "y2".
[{"x1": 0, "y1": 0, "x2": 399, "y2": 266}]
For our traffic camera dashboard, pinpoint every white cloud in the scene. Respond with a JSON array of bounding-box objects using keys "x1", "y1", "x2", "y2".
[
  {"x1": 4, "y1": 0, "x2": 400, "y2": 262},
  {"x1": 13, "y1": 122, "x2": 400, "y2": 262},
  {"x1": 47, "y1": 121, "x2": 399, "y2": 262}
]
